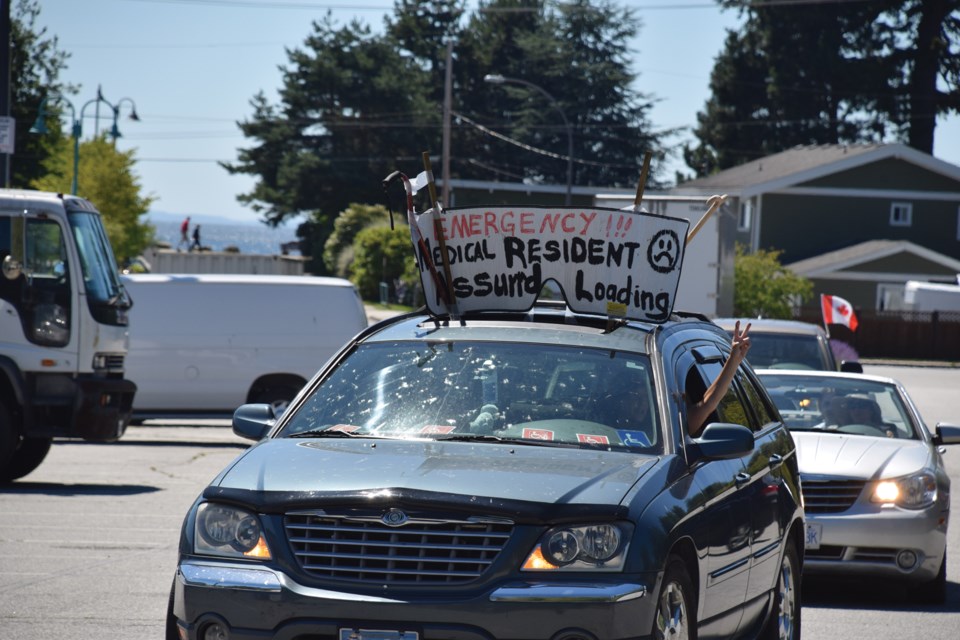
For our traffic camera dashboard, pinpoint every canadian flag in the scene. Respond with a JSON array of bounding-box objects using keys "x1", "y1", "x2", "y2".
[{"x1": 821, "y1": 294, "x2": 859, "y2": 332}]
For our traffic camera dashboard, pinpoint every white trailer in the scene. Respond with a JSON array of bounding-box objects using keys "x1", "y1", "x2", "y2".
[
  {"x1": 903, "y1": 280, "x2": 960, "y2": 312},
  {"x1": 593, "y1": 194, "x2": 735, "y2": 317}
]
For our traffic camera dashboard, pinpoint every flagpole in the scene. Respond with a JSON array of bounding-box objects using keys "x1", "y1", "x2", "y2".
[{"x1": 820, "y1": 294, "x2": 831, "y2": 339}]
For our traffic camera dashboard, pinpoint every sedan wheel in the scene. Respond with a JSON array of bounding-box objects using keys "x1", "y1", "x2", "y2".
[
  {"x1": 654, "y1": 556, "x2": 696, "y2": 640},
  {"x1": 762, "y1": 542, "x2": 801, "y2": 640}
]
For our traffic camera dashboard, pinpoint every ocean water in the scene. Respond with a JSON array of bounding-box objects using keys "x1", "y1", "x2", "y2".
[{"x1": 151, "y1": 220, "x2": 299, "y2": 255}]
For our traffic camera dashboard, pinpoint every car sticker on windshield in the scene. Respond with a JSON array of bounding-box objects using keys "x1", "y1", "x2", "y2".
[
  {"x1": 329, "y1": 424, "x2": 360, "y2": 433},
  {"x1": 617, "y1": 430, "x2": 652, "y2": 447},
  {"x1": 522, "y1": 428, "x2": 555, "y2": 441},
  {"x1": 420, "y1": 425, "x2": 456, "y2": 434},
  {"x1": 409, "y1": 206, "x2": 689, "y2": 322},
  {"x1": 577, "y1": 433, "x2": 611, "y2": 445}
]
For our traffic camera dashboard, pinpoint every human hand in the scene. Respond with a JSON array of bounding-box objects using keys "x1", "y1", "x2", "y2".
[{"x1": 731, "y1": 320, "x2": 752, "y2": 361}]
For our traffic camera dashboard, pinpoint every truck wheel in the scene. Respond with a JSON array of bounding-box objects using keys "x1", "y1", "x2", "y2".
[
  {"x1": 2, "y1": 437, "x2": 53, "y2": 482},
  {"x1": 0, "y1": 401, "x2": 17, "y2": 478}
]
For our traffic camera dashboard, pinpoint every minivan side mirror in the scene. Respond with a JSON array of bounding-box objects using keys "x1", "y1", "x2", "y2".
[
  {"x1": 691, "y1": 423, "x2": 755, "y2": 460},
  {"x1": 232, "y1": 403, "x2": 276, "y2": 441}
]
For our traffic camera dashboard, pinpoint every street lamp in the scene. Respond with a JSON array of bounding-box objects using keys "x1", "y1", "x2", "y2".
[
  {"x1": 484, "y1": 73, "x2": 573, "y2": 205},
  {"x1": 29, "y1": 90, "x2": 140, "y2": 194}
]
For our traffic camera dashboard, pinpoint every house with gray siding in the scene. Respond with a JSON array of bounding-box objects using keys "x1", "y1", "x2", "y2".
[{"x1": 670, "y1": 143, "x2": 960, "y2": 266}]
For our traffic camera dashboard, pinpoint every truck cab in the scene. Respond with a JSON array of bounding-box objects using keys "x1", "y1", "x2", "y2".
[{"x1": 0, "y1": 189, "x2": 137, "y2": 482}]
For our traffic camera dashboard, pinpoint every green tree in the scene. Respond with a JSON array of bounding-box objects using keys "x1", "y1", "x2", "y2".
[
  {"x1": 734, "y1": 244, "x2": 812, "y2": 319},
  {"x1": 32, "y1": 136, "x2": 155, "y2": 262},
  {"x1": 8, "y1": 0, "x2": 73, "y2": 188},
  {"x1": 349, "y1": 225, "x2": 422, "y2": 302},
  {"x1": 323, "y1": 203, "x2": 394, "y2": 277}
]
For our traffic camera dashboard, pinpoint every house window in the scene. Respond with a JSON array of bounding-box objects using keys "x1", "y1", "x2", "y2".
[
  {"x1": 890, "y1": 202, "x2": 912, "y2": 227},
  {"x1": 738, "y1": 200, "x2": 752, "y2": 232}
]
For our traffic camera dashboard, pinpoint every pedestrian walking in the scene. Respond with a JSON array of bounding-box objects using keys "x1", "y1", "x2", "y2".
[
  {"x1": 178, "y1": 216, "x2": 191, "y2": 250},
  {"x1": 190, "y1": 224, "x2": 202, "y2": 251}
]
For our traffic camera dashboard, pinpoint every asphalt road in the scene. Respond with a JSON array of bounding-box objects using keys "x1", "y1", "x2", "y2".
[{"x1": 1, "y1": 364, "x2": 958, "y2": 639}]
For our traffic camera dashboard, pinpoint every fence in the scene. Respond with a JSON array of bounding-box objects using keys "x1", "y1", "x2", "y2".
[{"x1": 794, "y1": 307, "x2": 960, "y2": 362}]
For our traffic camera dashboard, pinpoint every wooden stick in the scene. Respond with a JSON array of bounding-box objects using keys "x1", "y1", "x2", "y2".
[
  {"x1": 687, "y1": 194, "x2": 728, "y2": 243},
  {"x1": 422, "y1": 151, "x2": 458, "y2": 315},
  {"x1": 633, "y1": 151, "x2": 653, "y2": 208}
]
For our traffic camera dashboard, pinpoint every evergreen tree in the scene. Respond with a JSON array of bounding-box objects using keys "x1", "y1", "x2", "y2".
[
  {"x1": 225, "y1": 0, "x2": 664, "y2": 266},
  {"x1": 686, "y1": 0, "x2": 959, "y2": 176}
]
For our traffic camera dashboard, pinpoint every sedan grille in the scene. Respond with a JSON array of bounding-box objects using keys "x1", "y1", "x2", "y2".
[
  {"x1": 284, "y1": 510, "x2": 513, "y2": 585},
  {"x1": 801, "y1": 479, "x2": 865, "y2": 513}
]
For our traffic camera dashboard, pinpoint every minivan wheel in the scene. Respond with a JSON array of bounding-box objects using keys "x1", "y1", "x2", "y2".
[
  {"x1": 761, "y1": 541, "x2": 801, "y2": 640},
  {"x1": 653, "y1": 556, "x2": 697, "y2": 640}
]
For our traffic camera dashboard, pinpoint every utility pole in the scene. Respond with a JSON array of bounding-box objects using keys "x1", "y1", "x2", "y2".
[{"x1": 1, "y1": 0, "x2": 13, "y2": 187}]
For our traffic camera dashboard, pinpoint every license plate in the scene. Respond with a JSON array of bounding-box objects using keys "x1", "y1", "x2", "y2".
[
  {"x1": 805, "y1": 522, "x2": 822, "y2": 550},
  {"x1": 339, "y1": 630, "x2": 419, "y2": 640}
]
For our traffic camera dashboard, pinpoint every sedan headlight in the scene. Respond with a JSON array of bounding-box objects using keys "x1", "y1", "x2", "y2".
[
  {"x1": 871, "y1": 471, "x2": 937, "y2": 509},
  {"x1": 521, "y1": 523, "x2": 631, "y2": 572},
  {"x1": 194, "y1": 503, "x2": 271, "y2": 559}
]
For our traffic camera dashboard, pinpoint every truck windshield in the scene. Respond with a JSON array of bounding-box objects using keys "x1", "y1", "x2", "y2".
[{"x1": 68, "y1": 211, "x2": 131, "y2": 324}]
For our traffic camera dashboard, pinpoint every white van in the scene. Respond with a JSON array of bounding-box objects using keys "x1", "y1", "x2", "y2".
[{"x1": 121, "y1": 274, "x2": 368, "y2": 420}]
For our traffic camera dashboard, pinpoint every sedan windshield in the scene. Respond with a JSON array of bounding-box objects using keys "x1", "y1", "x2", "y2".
[
  {"x1": 280, "y1": 340, "x2": 661, "y2": 453},
  {"x1": 758, "y1": 373, "x2": 918, "y2": 439}
]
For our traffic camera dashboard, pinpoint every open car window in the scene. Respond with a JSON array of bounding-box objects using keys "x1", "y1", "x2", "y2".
[
  {"x1": 757, "y1": 373, "x2": 917, "y2": 439},
  {"x1": 279, "y1": 341, "x2": 662, "y2": 453}
]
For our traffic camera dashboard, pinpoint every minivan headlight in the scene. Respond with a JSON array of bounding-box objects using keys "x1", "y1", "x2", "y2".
[
  {"x1": 194, "y1": 503, "x2": 271, "y2": 559},
  {"x1": 521, "y1": 523, "x2": 631, "y2": 571},
  {"x1": 872, "y1": 471, "x2": 937, "y2": 509}
]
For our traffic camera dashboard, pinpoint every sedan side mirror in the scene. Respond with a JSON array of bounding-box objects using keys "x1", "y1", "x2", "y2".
[
  {"x1": 933, "y1": 423, "x2": 960, "y2": 446},
  {"x1": 840, "y1": 361, "x2": 863, "y2": 374},
  {"x1": 692, "y1": 423, "x2": 755, "y2": 460},
  {"x1": 232, "y1": 403, "x2": 277, "y2": 441}
]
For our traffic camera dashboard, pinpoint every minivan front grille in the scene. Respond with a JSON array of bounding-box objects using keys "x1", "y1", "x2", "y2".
[
  {"x1": 801, "y1": 479, "x2": 865, "y2": 513},
  {"x1": 284, "y1": 510, "x2": 513, "y2": 585}
]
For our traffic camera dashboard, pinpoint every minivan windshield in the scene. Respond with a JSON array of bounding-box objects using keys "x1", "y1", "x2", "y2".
[{"x1": 280, "y1": 341, "x2": 662, "y2": 453}]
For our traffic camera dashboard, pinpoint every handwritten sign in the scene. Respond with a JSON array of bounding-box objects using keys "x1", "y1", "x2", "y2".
[{"x1": 410, "y1": 206, "x2": 689, "y2": 323}]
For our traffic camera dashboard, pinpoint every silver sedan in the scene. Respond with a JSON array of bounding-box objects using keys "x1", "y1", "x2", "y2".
[{"x1": 756, "y1": 369, "x2": 960, "y2": 603}]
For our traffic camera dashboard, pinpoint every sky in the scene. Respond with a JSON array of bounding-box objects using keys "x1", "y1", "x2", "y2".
[{"x1": 31, "y1": 0, "x2": 960, "y2": 226}]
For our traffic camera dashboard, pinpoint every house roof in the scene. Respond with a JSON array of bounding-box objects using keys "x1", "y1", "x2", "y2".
[
  {"x1": 671, "y1": 143, "x2": 960, "y2": 197},
  {"x1": 787, "y1": 240, "x2": 960, "y2": 279}
]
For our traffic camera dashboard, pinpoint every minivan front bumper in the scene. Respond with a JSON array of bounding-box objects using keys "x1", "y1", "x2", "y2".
[{"x1": 172, "y1": 559, "x2": 652, "y2": 640}]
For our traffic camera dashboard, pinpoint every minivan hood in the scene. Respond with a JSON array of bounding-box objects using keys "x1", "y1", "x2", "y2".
[
  {"x1": 792, "y1": 431, "x2": 932, "y2": 480},
  {"x1": 214, "y1": 437, "x2": 656, "y2": 507}
]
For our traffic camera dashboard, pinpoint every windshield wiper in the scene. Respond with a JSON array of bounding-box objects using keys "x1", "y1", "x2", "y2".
[
  {"x1": 434, "y1": 433, "x2": 567, "y2": 447},
  {"x1": 288, "y1": 428, "x2": 368, "y2": 439}
]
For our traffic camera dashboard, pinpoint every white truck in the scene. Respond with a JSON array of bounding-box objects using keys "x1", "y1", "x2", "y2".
[
  {"x1": 903, "y1": 280, "x2": 960, "y2": 312},
  {"x1": 121, "y1": 273, "x2": 368, "y2": 421},
  {"x1": 1, "y1": 189, "x2": 137, "y2": 482}
]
